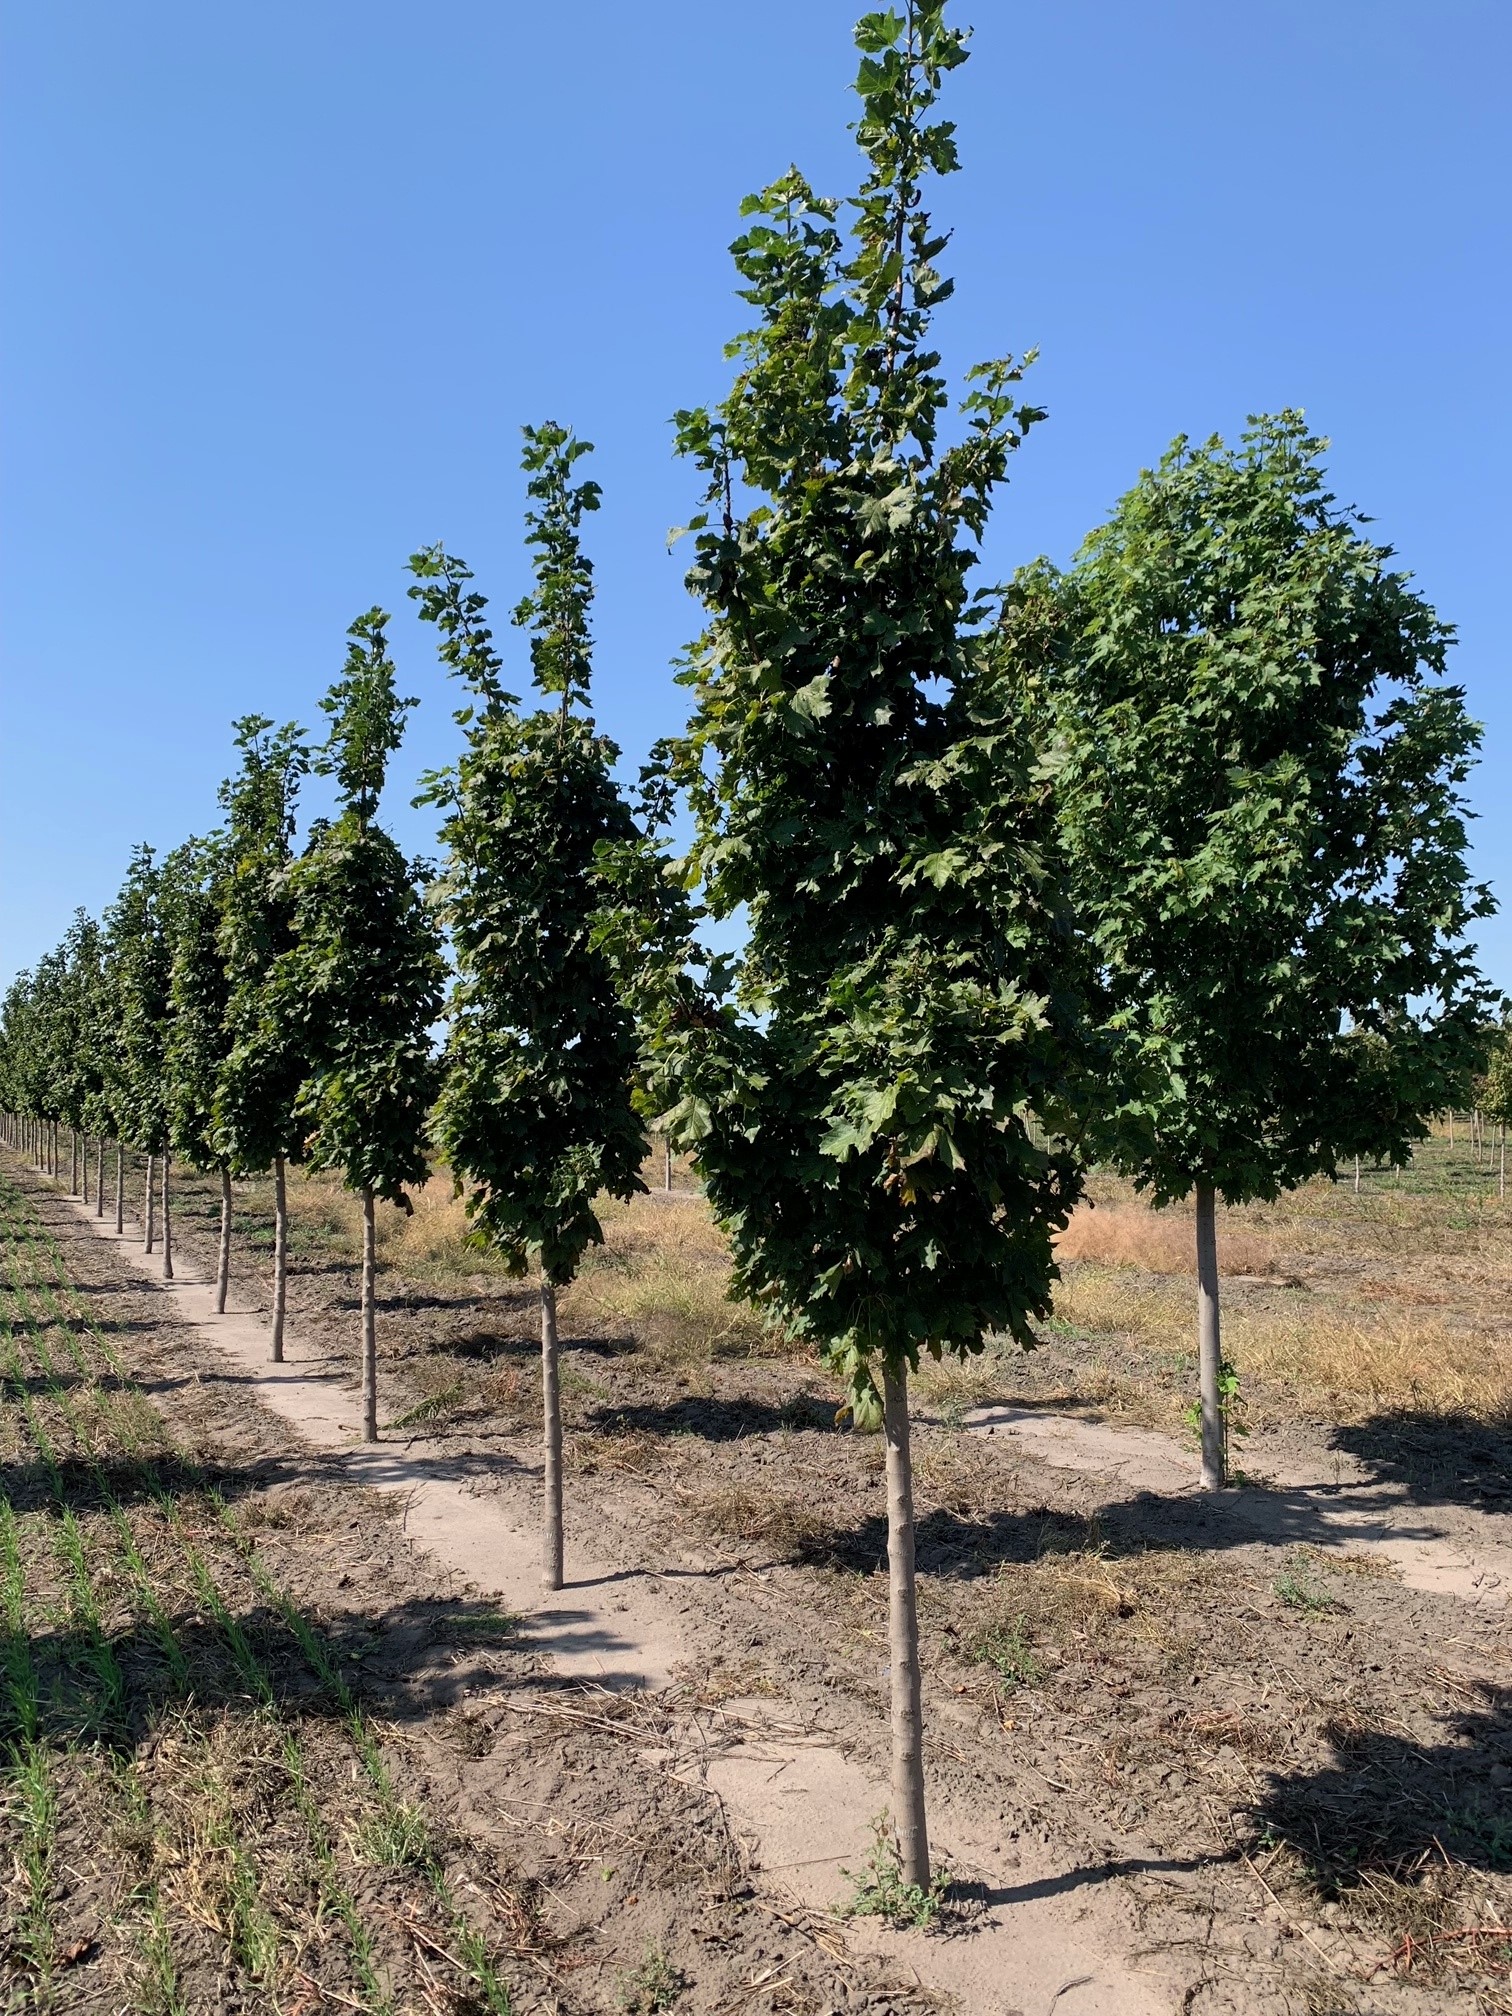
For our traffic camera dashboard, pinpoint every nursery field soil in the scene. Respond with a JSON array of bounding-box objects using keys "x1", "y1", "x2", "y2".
[{"x1": 21, "y1": 1149, "x2": 1512, "y2": 2016}]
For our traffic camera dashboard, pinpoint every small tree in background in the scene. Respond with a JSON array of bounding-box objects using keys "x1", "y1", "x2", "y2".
[
  {"x1": 411, "y1": 423, "x2": 662, "y2": 1590},
  {"x1": 52, "y1": 914, "x2": 100, "y2": 1195},
  {"x1": 1033, "y1": 415, "x2": 1495, "y2": 1487},
  {"x1": 216, "y1": 716, "x2": 311, "y2": 1356},
  {"x1": 660, "y1": 2, "x2": 1083, "y2": 1887},
  {"x1": 67, "y1": 913, "x2": 116, "y2": 1218},
  {"x1": 270, "y1": 613, "x2": 444, "y2": 1439},
  {"x1": 107, "y1": 845, "x2": 176, "y2": 1272},
  {"x1": 164, "y1": 834, "x2": 238, "y2": 1310}
]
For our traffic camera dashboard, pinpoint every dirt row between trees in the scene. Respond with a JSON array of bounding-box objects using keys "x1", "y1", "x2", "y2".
[{"x1": 10, "y1": 1153, "x2": 1512, "y2": 2015}]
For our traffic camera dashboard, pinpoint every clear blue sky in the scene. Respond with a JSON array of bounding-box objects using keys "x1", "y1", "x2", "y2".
[{"x1": 3, "y1": 1, "x2": 1507, "y2": 989}]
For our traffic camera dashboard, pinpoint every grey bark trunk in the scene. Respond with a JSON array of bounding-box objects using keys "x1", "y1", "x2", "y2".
[
  {"x1": 216, "y1": 1166, "x2": 232, "y2": 1314},
  {"x1": 115, "y1": 1143, "x2": 124, "y2": 1234},
  {"x1": 81, "y1": 1134, "x2": 89, "y2": 1203},
  {"x1": 271, "y1": 1155, "x2": 288, "y2": 1362},
  {"x1": 1196, "y1": 1181, "x2": 1224, "y2": 1490},
  {"x1": 96, "y1": 1139, "x2": 105, "y2": 1217},
  {"x1": 881, "y1": 1358, "x2": 930, "y2": 1890},
  {"x1": 663, "y1": 1138, "x2": 673, "y2": 1193},
  {"x1": 360, "y1": 1188, "x2": 377, "y2": 1443},
  {"x1": 161, "y1": 1154, "x2": 173, "y2": 1281},
  {"x1": 541, "y1": 1278, "x2": 564, "y2": 1590},
  {"x1": 144, "y1": 1154, "x2": 156, "y2": 1252},
  {"x1": 70, "y1": 1128, "x2": 78, "y2": 1195}
]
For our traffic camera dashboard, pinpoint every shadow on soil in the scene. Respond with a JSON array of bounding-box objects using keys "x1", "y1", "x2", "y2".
[
  {"x1": 1331, "y1": 1409, "x2": 1512, "y2": 1510},
  {"x1": 1254, "y1": 1683, "x2": 1512, "y2": 1887}
]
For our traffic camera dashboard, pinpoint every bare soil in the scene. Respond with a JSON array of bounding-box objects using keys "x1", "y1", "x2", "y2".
[{"x1": 13, "y1": 1148, "x2": 1512, "y2": 2015}]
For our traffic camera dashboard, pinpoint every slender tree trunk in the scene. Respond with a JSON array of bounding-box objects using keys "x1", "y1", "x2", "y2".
[
  {"x1": 96, "y1": 1140, "x2": 105, "y2": 1217},
  {"x1": 161, "y1": 1154, "x2": 173, "y2": 1281},
  {"x1": 1501, "y1": 1126, "x2": 1506, "y2": 1202},
  {"x1": 81, "y1": 1134, "x2": 89, "y2": 1203},
  {"x1": 115, "y1": 1143, "x2": 124, "y2": 1233},
  {"x1": 272, "y1": 1155, "x2": 288, "y2": 1362},
  {"x1": 70, "y1": 1128, "x2": 78, "y2": 1195},
  {"x1": 216, "y1": 1166, "x2": 232, "y2": 1314},
  {"x1": 1196, "y1": 1181, "x2": 1224, "y2": 1491},
  {"x1": 541, "y1": 1277, "x2": 564, "y2": 1591},
  {"x1": 144, "y1": 1154, "x2": 156, "y2": 1252},
  {"x1": 1353, "y1": 1154, "x2": 1360, "y2": 1194},
  {"x1": 360, "y1": 1188, "x2": 377, "y2": 1443},
  {"x1": 663, "y1": 1137, "x2": 673, "y2": 1194},
  {"x1": 881, "y1": 1359, "x2": 930, "y2": 1889}
]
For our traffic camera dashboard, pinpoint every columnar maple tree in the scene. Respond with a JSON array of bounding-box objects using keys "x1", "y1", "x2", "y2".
[
  {"x1": 410, "y1": 423, "x2": 664, "y2": 1588},
  {"x1": 1028, "y1": 415, "x2": 1494, "y2": 1486},
  {"x1": 106, "y1": 845, "x2": 176, "y2": 1270},
  {"x1": 164, "y1": 834, "x2": 238, "y2": 1311},
  {"x1": 270, "y1": 613, "x2": 444, "y2": 1440},
  {"x1": 659, "y1": 2, "x2": 1084, "y2": 1885},
  {"x1": 215, "y1": 716, "x2": 311, "y2": 1356}
]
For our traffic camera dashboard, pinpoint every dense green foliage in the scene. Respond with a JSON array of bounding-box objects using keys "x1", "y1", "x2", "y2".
[
  {"x1": 106, "y1": 847, "x2": 173, "y2": 1158},
  {"x1": 215, "y1": 717, "x2": 312, "y2": 1177},
  {"x1": 164, "y1": 835, "x2": 234, "y2": 1175},
  {"x1": 270, "y1": 614, "x2": 444, "y2": 1207},
  {"x1": 1023, "y1": 414, "x2": 1495, "y2": 1205},
  {"x1": 659, "y1": 3, "x2": 1083, "y2": 1412},
  {"x1": 410, "y1": 426, "x2": 659, "y2": 1284}
]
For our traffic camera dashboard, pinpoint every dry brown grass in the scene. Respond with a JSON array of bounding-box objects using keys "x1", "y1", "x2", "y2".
[
  {"x1": 563, "y1": 1194, "x2": 774, "y2": 1363},
  {"x1": 1053, "y1": 1262, "x2": 1512, "y2": 1425},
  {"x1": 962, "y1": 1544, "x2": 1229, "y2": 1677},
  {"x1": 1055, "y1": 1199, "x2": 1278, "y2": 1276},
  {"x1": 689, "y1": 1483, "x2": 837, "y2": 1557}
]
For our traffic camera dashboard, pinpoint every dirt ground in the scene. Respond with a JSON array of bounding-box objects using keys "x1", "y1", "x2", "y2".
[{"x1": 6, "y1": 1142, "x2": 1511, "y2": 2015}]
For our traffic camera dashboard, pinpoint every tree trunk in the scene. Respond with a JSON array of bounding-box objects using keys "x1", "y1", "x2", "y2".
[
  {"x1": 541, "y1": 1277, "x2": 564, "y2": 1591},
  {"x1": 881, "y1": 1358, "x2": 930, "y2": 1890},
  {"x1": 81, "y1": 1134, "x2": 89, "y2": 1203},
  {"x1": 161, "y1": 1154, "x2": 173, "y2": 1281},
  {"x1": 70, "y1": 1128, "x2": 79, "y2": 1195},
  {"x1": 115, "y1": 1143, "x2": 124, "y2": 1233},
  {"x1": 96, "y1": 1139, "x2": 106, "y2": 1217},
  {"x1": 1196, "y1": 1181, "x2": 1224, "y2": 1491},
  {"x1": 144, "y1": 1154, "x2": 156, "y2": 1252},
  {"x1": 272, "y1": 1155, "x2": 288, "y2": 1362},
  {"x1": 1353, "y1": 1154, "x2": 1360, "y2": 1194},
  {"x1": 664, "y1": 1137, "x2": 673, "y2": 1193},
  {"x1": 360, "y1": 1188, "x2": 377, "y2": 1443},
  {"x1": 216, "y1": 1166, "x2": 232, "y2": 1314}
]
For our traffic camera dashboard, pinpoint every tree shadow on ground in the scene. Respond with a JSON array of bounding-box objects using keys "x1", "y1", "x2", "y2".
[
  {"x1": 1253, "y1": 1681, "x2": 1512, "y2": 1891},
  {"x1": 1330, "y1": 1409, "x2": 1512, "y2": 1511},
  {"x1": 442, "y1": 1327, "x2": 641, "y2": 1365},
  {"x1": 583, "y1": 1393, "x2": 842, "y2": 1442},
  {"x1": 796, "y1": 1479, "x2": 1464, "y2": 1578}
]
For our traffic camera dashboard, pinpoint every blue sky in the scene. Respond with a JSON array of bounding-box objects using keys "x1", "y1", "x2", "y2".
[{"x1": 2, "y1": 0, "x2": 1508, "y2": 989}]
